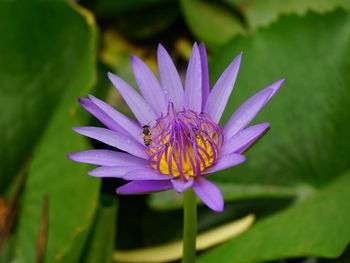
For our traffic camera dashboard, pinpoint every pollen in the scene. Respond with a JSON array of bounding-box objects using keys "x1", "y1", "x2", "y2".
[{"x1": 146, "y1": 103, "x2": 223, "y2": 179}]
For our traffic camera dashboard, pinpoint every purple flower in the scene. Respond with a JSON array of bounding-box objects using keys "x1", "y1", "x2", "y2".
[{"x1": 68, "y1": 43, "x2": 284, "y2": 212}]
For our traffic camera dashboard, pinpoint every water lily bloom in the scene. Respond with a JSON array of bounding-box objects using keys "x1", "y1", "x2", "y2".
[{"x1": 68, "y1": 43, "x2": 284, "y2": 212}]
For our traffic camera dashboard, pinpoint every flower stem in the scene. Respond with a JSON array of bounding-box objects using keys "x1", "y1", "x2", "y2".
[{"x1": 182, "y1": 188, "x2": 197, "y2": 263}]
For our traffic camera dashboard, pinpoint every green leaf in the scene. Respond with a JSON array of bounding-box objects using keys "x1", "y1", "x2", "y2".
[
  {"x1": 198, "y1": 171, "x2": 350, "y2": 263},
  {"x1": 210, "y1": 8, "x2": 350, "y2": 192},
  {"x1": 319, "y1": 247, "x2": 350, "y2": 262},
  {"x1": 0, "y1": 0, "x2": 92, "y2": 191},
  {"x1": 237, "y1": 0, "x2": 350, "y2": 30},
  {"x1": 196, "y1": 8, "x2": 350, "y2": 262},
  {"x1": 180, "y1": 0, "x2": 245, "y2": 49},
  {"x1": 6, "y1": 1, "x2": 100, "y2": 262},
  {"x1": 150, "y1": 9, "x2": 350, "y2": 213},
  {"x1": 81, "y1": 195, "x2": 117, "y2": 263},
  {"x1": 0, "y1": 235, "x2": 15, "y2": 263}
]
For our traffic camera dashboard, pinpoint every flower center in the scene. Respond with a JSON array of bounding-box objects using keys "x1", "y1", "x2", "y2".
[{"x1": 146, "y1": 103, "x2": 223, "y2": 179}]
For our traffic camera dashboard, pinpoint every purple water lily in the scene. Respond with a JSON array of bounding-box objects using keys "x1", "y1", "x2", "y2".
[{"x1": 68, "y1": 43, "x2": 284, "y2": 212}]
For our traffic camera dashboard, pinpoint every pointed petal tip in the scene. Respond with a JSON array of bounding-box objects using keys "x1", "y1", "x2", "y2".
[
  {"x1": 236, "y1": 52, "x2": 243, "y2": 62},
  {"x1": 107, "y1": 72, "x2": 119, "y2": 85},
  {"x1": 232, "y1": 52, "x2": 243, "y2": 66},
  {"x1": 157, "y1": 43, "x2": 167, "y2": 55},
  {"x1": 256, "y1": 122, "x2": 271, "y2": 132},
  {"x1": 193, "y1": 177, "x2": 224, "y2": 212},
  {"x1": 272, "y1": 78, "x2": 286, "y2": 89},
  {"x1": 88, "y1": 94, "x2": 104, "y2": 105},
  {"x1": 77, "y1": 97, "x2": 88, "y2": 104},
  {"x1": 87, "y1": 170, "x2": 95, "y2": 177},
  {"x1": 212, "y1": 203, "x2": 224, "y2": 213},
  {"x1": 66, "y1": 153, "x2": 74, "y2": 160},
  {"x1": 157, "y1": 43, "x2": 165, "y2": 50},
  {"x1": 239, "y1": 154, "x2": 247, "y2": 163},
  {"x1": 87, "y1": 167, "x2": 107, "y2": 177},
  {"x1": 129, "y1": 54, "x2": 139, "y2": 64},
  {"x1": 107, "y1": 72, "x2": 118, "y2": 82},
  {"x1": 266, "y1": 78, "x2": 285, "y2": 99},
  {"x1": 130, "y1": 55, "x2": 146, "y2": 68},
  {"x1": 116, "y1": 186, "x2": 130, "y2": 195},
  {"x1": 87, "y1": 171, "x2": 103, "y2": 178},
  {"x1": 261, "y1": 122, "x2": 270, "y2": 128},
  {"x1": 72, "y1": 126, "x2": 83, "y2": 133},
  {"x1": 71, "y1": 126, "x2": 93, "y2": 136},
  {"x1": 171, "y1": 177, "x2": 194, "y2": 193},
  {"x1": 157, "y1": 44, "x2": 173, "y2": 60}
]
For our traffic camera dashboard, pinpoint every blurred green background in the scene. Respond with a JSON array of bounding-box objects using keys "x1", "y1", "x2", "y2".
[{"x1": 1, "y1": 0, "x2": 350, "y2": 263}]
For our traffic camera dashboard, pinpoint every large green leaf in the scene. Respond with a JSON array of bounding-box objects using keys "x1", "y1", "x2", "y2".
[
  {"x1": 199, "y1": 171, "x2": 350, "y2": 263},
  {"x1": 0, "y1": 0, "x2": 95, "y2": 191},
  {"x1": 180, "y1": 0, "x2": 245, "y2": 49},
  {"x1": 236, "y1": 0, "x2": 350, "y2": 30},
  {"x1": 7, "y1": 1, "x2": 100, "y2": 262},
  {"x1": 210, "y1": 8, "x2": 350, "y2": 192},
  {"x1": 197, "y1": 8, "x2": 350, "y2": 263},
  {"x1": 150, "y1": 9, "x2": 350, "y2": 211},
  {"x1": 81, "y1": 195, "x2": 117, "y2": 263}
]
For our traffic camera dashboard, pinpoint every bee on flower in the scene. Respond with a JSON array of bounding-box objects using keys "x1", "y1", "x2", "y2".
[
  {"x1": 68, "y1": 43, "x2": 284, "y2": 212},
  {"x1": 142, "y1": 125, "x2": 152, "y2": 146}
]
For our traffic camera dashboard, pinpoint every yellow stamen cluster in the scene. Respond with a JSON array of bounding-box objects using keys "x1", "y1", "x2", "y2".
[{"x1": 146, "y1": 106, "x2": 223, "y2": 179}]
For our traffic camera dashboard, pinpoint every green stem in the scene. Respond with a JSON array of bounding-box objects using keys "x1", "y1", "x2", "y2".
[{"x1": 182, "y1": 188, "x2": 197, "y2": 263}]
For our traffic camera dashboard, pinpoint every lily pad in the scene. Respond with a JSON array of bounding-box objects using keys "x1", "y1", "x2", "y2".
[
  {"x1": 236, "y1": 0, "x2": 350, "y2": 30},
  {"x1": 180, "y1": 0, "x2": 245, "y2": 49},
  {"x1": 211, "y1": 8, "x2": 350, "y2": 192},
  {"x1": 197, "y1": 8, "x2": 350, "y2": 263},
  {"x1": 199, "y1": 171, "x2": 350, "y2": 262},
  {"x1": 5, "y1": 1, "x2": 101, "y2": 262},
  {"x1": 82, "y1": 195, "x2": 117, "y2": 263},
  {"x1": 149, "y1": 9, "x2": 350, "y2": 213}
]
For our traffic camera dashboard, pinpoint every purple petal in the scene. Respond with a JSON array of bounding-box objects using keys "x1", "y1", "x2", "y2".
[
  {"x1": 204, "y1": 53, "x2": 242, "y2": 123},
  {"x1": 108, "y1": 72, "x2": 156, "y2": 124},
  {"x1": 117, "y1": 180, "x2": 173, "y2": 194},
  {"x1": 157, "y1": 44, "x2": 184, "y2": 111},
  {"x1": 130, "y1": 55, "x2": 168, "y2": 116},
  {"x1": 203, "y1": 153, "x2": 246, "y2": 174},
  {"x1": 171, "y1": 177, "x2": 194, "y2": 193},
  {"x1": 67, "y1": 149, "x2": 147, "y2": 166},
  {"x1": 199, "y1": 43, "x2": 210, "y2": 109},
  {"x1": 184, "y1": 43, "x2": 202, "y2": 113},
  {"x1": 124, "y1": 169, "x2": 173, "y2": 180},
  {"x1": 78, "y1": 97, "x2": 125, "y2": 134},
  {"x1": 72, "y1": 126, "x2": 147, "y2": 159},
  {"x1": 221, "y1": 123, "x2": 270, "y2": 155},
  {"x1": 88, "y1": 95, "x2": 142, "y2": 144},
  {"x1": 88, "y1": 166, "x2": 138, "y2": 177},
  {"x1": 223, "y1": 79, "x2": 284, "y2": 140},
  {"x1": 192, "y1": 177, "x2": 224, "y2": 212},
  {"x1": 88, "y1": 166, "x2": 171, "y2": 180}
]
